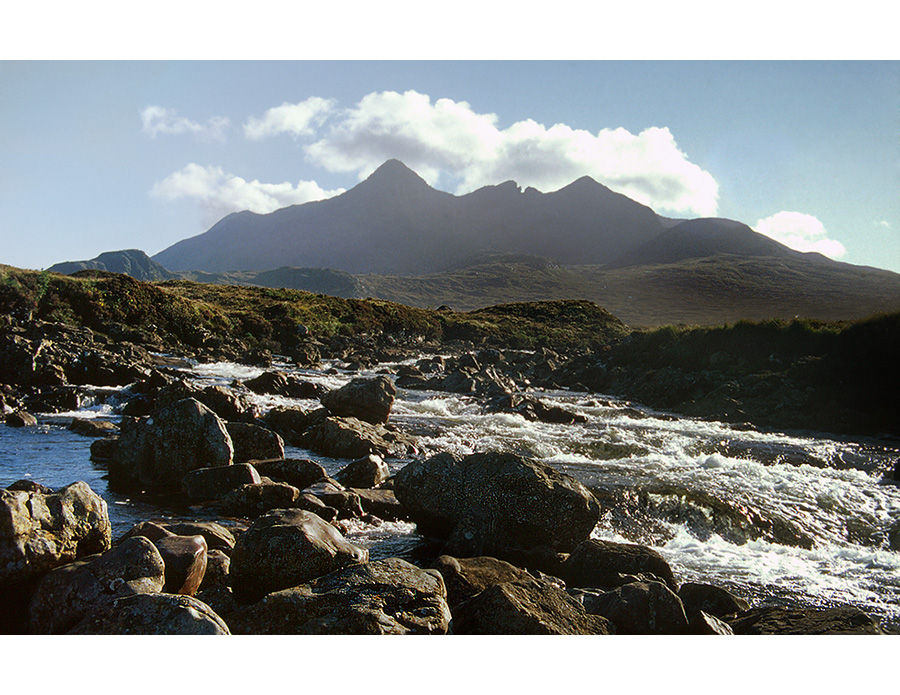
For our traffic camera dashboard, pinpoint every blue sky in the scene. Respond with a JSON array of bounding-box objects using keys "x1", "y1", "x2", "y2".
[{"x1": 2, "y1": 14, "x2": 898, "y2": 274}]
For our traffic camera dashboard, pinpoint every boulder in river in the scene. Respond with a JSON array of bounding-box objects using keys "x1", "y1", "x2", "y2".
[
  {"x1": 229, "y1": 508, "x2": 368, "y2": 604},
  {"x1": 727, "y1": 605, "x2": 885, "y2": 634},
  {"x1": 333, "y1": 454, "x2": 390, "y2": 489},
  {"x1": 225, "y1": 421, "x2": 285, "y2": 463},
  {"x1": 227, "y1": 558, "x2": 450, "y2": 635},
  {"x1": 581, "y1": 580, "x2": 690, "y2": 634},
  {"x1": 393, "y1": 452, "x2": 601, "y2": 557},
  {"x1": 182, "y1": 463, "x2": 261, "y2": 501},
  {"x1": 110, "y1": 397, "x2": 234, "y2": 491},
  {"x1": 320, "y1": 375, "x2": 396, "y2": 424},
  {"x1": 560, "y1": 539, "x2": 679, "y2": 592}
]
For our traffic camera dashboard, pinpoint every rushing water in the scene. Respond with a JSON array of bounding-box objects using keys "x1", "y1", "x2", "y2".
[{"x1": 3, "y1": 354, "x2": 900, "y2": 631}]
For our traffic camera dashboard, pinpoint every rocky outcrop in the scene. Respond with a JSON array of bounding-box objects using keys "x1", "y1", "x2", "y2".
[
  {"x1": 229, "y1": 508, "x2": 368, "y2": 604},
  {"x1": 393, "y1": 452, "x2": 601, "y2": 556},
  {"x1": 320, "y1": 376, "x2": 396, "y2": 424},
  {"x1": 432, "y1": 555, "x2": 536, "y2": 609},
  {"x1": 301, "y1": 412, "x2": 415, "y2": 459},
  {"x1": 251, "y1": 458, "x2": 328, "y2": 490},
  {"x1": 450, "y1": 576, "x2": 614, "y2": 635},
  {"x1": 227, "y1": 558, "x2": 451, "y2": 635},
  {"x1": 182, "y1": 463, "x2": 261, "y2": 502},
  {"x1": 110, "y1": 397, "x2": 234, "y2": 491},
  {"x1": 28, "y1": 536, "x2": 166, "y2": 634},
  {"x1": 244, "y1": 371, "x2": 325, "y2": 399}
]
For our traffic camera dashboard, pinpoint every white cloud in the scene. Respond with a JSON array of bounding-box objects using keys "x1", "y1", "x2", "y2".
[
  {"x1": 141, "y1": 105, "x2": 230, "y2": 142},
  {"x1": 243, "y1": 97, "x2": 337, "y2": 140},
  {"x1": 876, "y1": 219, "x2": 892, "y2": 229},
  {"x1": 150, "y1": 163, "x2": 344, "y2": 222},
  {"x1": 755, "y1": 211, "x2": 847, "y2": 259},
  {"x1": 301, "y1": 89, "x2": 718, "y2": 216}
]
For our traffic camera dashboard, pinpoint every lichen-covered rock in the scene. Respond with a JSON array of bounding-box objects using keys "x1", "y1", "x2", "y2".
[
  {"x1": 182, "y1": 463, "x2": 261, "y2": 501},
  {"x1": 393, "y1": 452, "x2": 600, "y2": 556},
  {"x1": 225, "y1": 421, "x2": 285, "y2": 463},
  {"x1": 28, "y1": 536, "x2": 166, "y2": 634},
  {"x1": 560, "y1": 539, "x2": 678, "y2": 592},
  {"x1": 227, "y1": 558, "x2": 450, "y2": 635},
  {"x1": 229, "y1": 508, "x2": 368, "y2": 604},
  {"x1": 451, "y1": 577, "x2": 613, "y2": 635},
  {"x1": 581, "y1": 580, "x2": 689, "y2": 634},
  {"x1": 110, "y1": 398, "x2": 234, "y2": 491},
  {"x1": 68, "y1": 593, "x2": 230, "y2": 634},
  {"x1": 1, "y1": 481, "x2": 111, "y2": 632},
  {"x1": 320, "y1": 376, "x2": 396, "y2": 424},
  {"x1": 333, "y1": 454, "x2": 390, "y2": 489}
]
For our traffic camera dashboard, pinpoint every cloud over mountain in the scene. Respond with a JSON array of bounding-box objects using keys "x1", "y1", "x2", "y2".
[
  {"x1": 150, "y1": 163, "x2": 345, "y2": 222},
  {"x1": 755, "y1": 211, "x2": 847, "y2": 259},
  {"x1": 243, "y1": 89, "x2": 720, "y2": 217},
  {"x1": 141, "y1": 106, "x2": 230, "y2": 142}
]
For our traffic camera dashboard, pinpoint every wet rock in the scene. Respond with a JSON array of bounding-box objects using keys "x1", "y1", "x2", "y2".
[
  {"x1": 693, "y1": 611, "x2": 735, "y2": 635},
  {"x1": 28, "y1": 536, "x2": 166, "y2": 634},
  {"x1": 451, "y1": 576, "x2": 613, "y2": 635},
  {"x1": 487, "y1": 393, "x2": 587, "y2": 425},
  {"x1": 727, "y1": 605, "x2": 885, "y2": 635},
  {"x1": 218, "y1": 481, "x2": 302, "y2": 519},
  {"x1": 110, "y1": 397, "x2": 234, "y2": 491},
  {"x1": 348, "y1": 487, "x2": 409, "y2": 522},
  {"x1": 302, "y1": 412, "x2": 415, "y2": 459},
  {"x1": 678, "y1": 582, "x2": 750, "y2": 624},
  {"x1": 228, "y1": 558, "x2": 450, "y2": 635},
  {"x1": 333, "y1": 454, "x2": 390, "y2": 489},
  {"x1": 89, "y1": 436, "x2": 118, "y2": 462},
  {"x1": 393, "y1": 452, "x2": 600, "y2": 556},
  {"x1": 225, "y1": 421, "x2": 285, "y2": 463},
  {"x1": 199, "y1": 549, "x2": 230, "y2": 590},
  {"x1": 262, "y1": 407, "x2": 310, "y2": 446},
  {"x1": 182, "y1": 463, "x2": 261, "y2": 501},
  {"x1": 152, "y1": 536, "x2": 207, "y2": 597},
  {"x1": 198, "y1": 385, "x2": 257, "y2": 422},
  {"x1": 229, "y1": 508, "x2": 368, "y2": 604},
  {"x1": 293, "y1": 493, "x2": 339, "y2": 523},
  {"x1": 67, "y1": 418, "x2": 118, "y2": 437},
  {"x1": 432, "y1": 555, "x2": 536, "y2": 609},
  {"x1": 68, "y1": 593, "x2": 230, "y2": 635},
  {"x1": 251, "y1": 458, "x2": 328, "y2": 491},
  {"x1": 320, "y1": 375, "x2": 396, "y2": 424},
  {"x1": 244, "y1": 371, "x2": 325, "y2": 399},
  {"x1": 5, "y1": 410, "x2": 37, "y2": 427},
  {"x1": 119, "y1": 520, "x2": 174, "y2": 544},
  {"x1": 312, "y1": 490, "x2": 364, "y2": 520},
  {"x1": 581, "y1": 580, "x2": 689, "y2": 634},
  {"x1": 1, "y1": 481, "x2": 111, "y2": 632},
  {"x1": 164, "y1": 522, "x2": 236, "y2": 554},
  {"x1": 889, "y1": 519, "x2": 900, "y2": 551},
  {"x1": 560, "y1": 539, "x2": 678, "y2": 592}
]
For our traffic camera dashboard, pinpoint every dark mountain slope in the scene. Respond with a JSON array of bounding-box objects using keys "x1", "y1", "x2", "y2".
[
  {"x1": 47, "y1": 249, "x2": 176, "y2": 281},
  {"x1": 152, "y1": 159, "x2": 665, "y2": 275}
]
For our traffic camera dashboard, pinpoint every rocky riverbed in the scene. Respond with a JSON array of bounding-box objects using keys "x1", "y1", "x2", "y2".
[{"x1": 2, "y1": 317, "x2": 899, "y2": 635}]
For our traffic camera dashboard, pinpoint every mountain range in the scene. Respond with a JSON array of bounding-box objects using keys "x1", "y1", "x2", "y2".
[{"x1": 46, "y1": 159, "x2": 900, "y2": 327}]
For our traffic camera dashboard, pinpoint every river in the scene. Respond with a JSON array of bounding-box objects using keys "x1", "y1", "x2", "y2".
[{"x1": 3, "y1": 353, "x2": 899, "y2": 632}]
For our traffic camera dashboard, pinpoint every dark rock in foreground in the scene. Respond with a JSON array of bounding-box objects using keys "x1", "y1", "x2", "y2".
[
  {"x1": 451, "y1": 576, "x2": 614, "y2": 635},
  {"x1": 229, "y1": 508, "x2": 368, "y2": 604},
  {"x1": 727, "y1": 605, "x2": 885, "y2": 635},
  {"x1": 581, "y1": 580, "x2": 689, "y2": 634},
  {"x1": 227, "y1": 558, "x2": 450, "y2": 635},
  {"x1": 68, "y1": 592, "x2": 230, "y2": 635}
]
